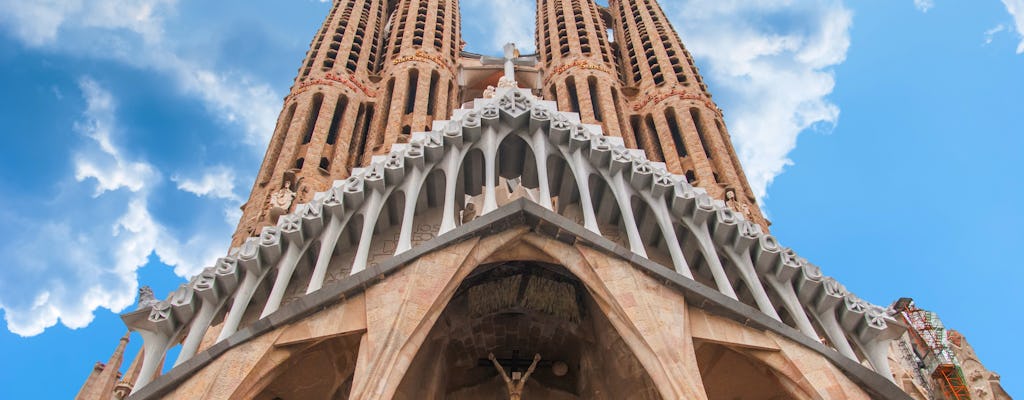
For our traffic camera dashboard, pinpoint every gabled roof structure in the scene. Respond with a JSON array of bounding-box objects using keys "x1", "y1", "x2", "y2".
[{"x1": 122, "y1": 88, "x2": 911, "y2": 399}]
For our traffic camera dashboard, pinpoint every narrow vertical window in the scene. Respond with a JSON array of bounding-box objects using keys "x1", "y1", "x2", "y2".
[
  {"x1": 440, "y1": 80, "x2": 452, "y2": 116},
  {"x1": 426, "y1": 71, "x2": 439, "y2": 116},
  {"x1": 302, "y1": 93, "x2": 325, "y2": 144},
  {"x1": 689, "y1": 108, "x2": 713, "y2": 160},
  {"x1": 405, "y1": 70, "x2": 419, "y2": 115},
  {"x1": 643, "y1": 114, "x2": 665, "y2": 162},
  {"x1": 260, "y1": 103, "x2": 297, "y2": 185},
  {"x1": 587, "y1": 76, "x2": 602, "y2": 122},
  {"x1": 611, "y1": 88, "x2": 625, "y2": 137},
  {"x1": 326, "y1": 95, "x2": 348, "y2": 145},
  {"x1": 665, "y1": 108, "x2": 687, "y2": 157},
  {"x1": 360, "y1": 105, "x2": 375, "y2": 155},
  {"x1": 566, "y1": 76, "x2": 580, "y2": 114},
  {"x1": 629, "y1": 115, "x2": 643, "y2": 152},
  {"x1": 348, "y1": 104, "x2": 368, "y2": 170}
]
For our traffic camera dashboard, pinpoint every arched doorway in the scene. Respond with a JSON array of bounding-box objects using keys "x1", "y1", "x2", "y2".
[
  {"x1": 253, "y1": 334, "x2": 362, "y2": 400},
  {"x1": 695, "y1": 341, "x2": 811, "y2": 400},
  {"x1": 393, "y1": 261, "x2": 664, "y2": 400}
]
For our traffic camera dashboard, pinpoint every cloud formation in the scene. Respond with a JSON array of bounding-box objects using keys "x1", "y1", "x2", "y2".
[
  {"x1": 465, "y1": 0, "x2": 537, "y2": 53},
  {"x1": 663, "y1": 0, "x2": 852, "y2": 203},
  {"x1": 0, "y1": 79, "x2": 230, "y2": 336},
  {"x1": 914, "y1": 0, "x2": 935, "y2": 13},
  {"x1": 1003, "y1": 0, "x2": 1024, "y2": 53},
  {"x1": 73, "y1": 78, "x2": 158, "y2": 196},
  {"x1": 472, "y1": 0, "x2": 851, "y2": 204},
  {"x1": 173, "y1": 167, "x2": 240, "y2": 202},
  {"x1": 985, "y1": 24, "x2": 1007, "y2": 45},
  {"x1": 0, "y1": 0, "x2": 280, "y2": 146}
]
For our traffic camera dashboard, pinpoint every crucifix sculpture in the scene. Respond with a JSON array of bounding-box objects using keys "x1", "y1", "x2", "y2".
[
  {"x1": 488, "y1": 352, "x2": 542, "y2": 400},
  {"x1": 480, "y1": 42, "x2": 538, "y2": 89}
]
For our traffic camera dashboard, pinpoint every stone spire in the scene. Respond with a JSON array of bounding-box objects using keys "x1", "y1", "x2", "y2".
[
  {"x1": 113, "y1": 348, "x2": 145, "y2": 400},
  {"x1": 366, "y1": 0, "x2": 462, "y2": 155},
  {"x1": 536, "y1": 0, "x2": 629, "y2": 141},
  {"x1": 608, "y1": 0, "x2": 767, "y2": 228},
  {"x1": 74, "y1": 332, "x2": 130, "y2": 400},
  {"x1": 233, "y1": 0, "x2": 391, "y2": 245}
]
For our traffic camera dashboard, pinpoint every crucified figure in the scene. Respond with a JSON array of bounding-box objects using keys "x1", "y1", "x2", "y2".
[{"x1": 488, "y1": 352, "x2": 541, "y2": 400}]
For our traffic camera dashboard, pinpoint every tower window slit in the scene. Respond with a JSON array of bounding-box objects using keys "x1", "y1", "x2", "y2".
[
  {"x1": 690, "y1": 108, "x2": 713, "y2": 160},
  {"x1": 302, "y1": 93, "x2": 325, "y2": 144},
  {"x1": 326, "y1": 95, "x2": 348, "y2": 145},
  {"x1": 405, "y1": 70, "x2": 419, "y2": 115},
  {"x1": 643, "y1": 114, "x2": 665, "y2": 162},
  {"x1": 611, "y1": 88, "x2": 625, "y2": 136},
  {"x1": 347, "y1": 103, "x2": 368, "y2": 170},
  {"x1": 566, "y1": 76, "x2": 581, "y2": 114},
  {"x1": 426, "y1": 71, "x2": 439, "y2": 116},
  {"x1": 260, "y1": 103, "x2": 297, "y2": 185},
  {"x1": 630, "y1": 115, "x2": 644, "y2": 153},
  {"x1": 665, "y1": 108, "x2": 687, "y2": 157},
  {"x1": 587, "y1": 76, "x2": 602, "y2": 122}
]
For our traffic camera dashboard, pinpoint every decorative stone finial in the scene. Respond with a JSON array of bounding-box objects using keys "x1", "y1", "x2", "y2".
[{"x1": 137, "y1": 286, "x2": 158, "y2": 310}]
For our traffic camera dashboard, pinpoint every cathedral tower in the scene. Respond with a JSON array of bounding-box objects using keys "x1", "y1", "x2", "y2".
[
  {"x1": 536, "y1": 0, "x2": 627, "y2": 140},
  {"x1": 369, "y1": 0, "x2": 461, "y2": 153},
  {"x1": 233, "y1": 0, "x2": 461, "y2": 246},
  {"x1": 608, "y1": 0, "x2": 766, "y2": 227}
]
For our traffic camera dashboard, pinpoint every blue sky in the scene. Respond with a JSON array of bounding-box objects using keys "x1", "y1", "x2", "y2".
[{"x1": 0, "y1": 0, "x2": 1021, "y2": 397}]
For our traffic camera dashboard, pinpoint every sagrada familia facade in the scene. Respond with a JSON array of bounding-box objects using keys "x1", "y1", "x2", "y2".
[{"x1": 77, "y1": 0, "x2": 1011, "y2": 399}]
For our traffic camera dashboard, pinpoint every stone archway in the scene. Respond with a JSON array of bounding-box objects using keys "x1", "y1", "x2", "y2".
[
  {"x1": 251, "y1": 334, "x2": 363, "y2": 400},
  {"x1": 392, "y1": 261, "x2": 663, "y2": 400},
  {"x1": 695, "y1": 340, "x2": 813, "y2": 400}
]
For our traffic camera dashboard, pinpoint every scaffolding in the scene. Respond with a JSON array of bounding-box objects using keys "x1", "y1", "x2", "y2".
[{"x1": 893, "y1": 298, "x2": 971, "y2": 400}]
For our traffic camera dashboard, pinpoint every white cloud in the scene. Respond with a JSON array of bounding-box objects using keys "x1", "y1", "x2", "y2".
[
  {"x1": 466, "y1": 0, "x2": 536, "y2": 53},
  {"x1": 173, "y1": 166, "x2": 245, "y2": 224},
  {"x1": 0, "y1": 0, "x2": 279, "y2": 146},
  {"x1": 914, "y1": 0, "x2": 934, "y2": 13},
  {"x1": 663, "y1": 0, "x2": 852, "y2": 203},
  {"x1": 173, "y1": 166, "x2": 240, "y2": 202},
  {"x1": 1002, "y1": 0, "x2": 1024, "y2": 53},
  {"x1": 73, "y1": 78, "x2": 158, "y2": 196},
  {"x1": 985, "y1": 24, "x2": 1007, "y2": 45},
  {"x1": 0, "y1": 80, "x2": 229, "y2": 336}
]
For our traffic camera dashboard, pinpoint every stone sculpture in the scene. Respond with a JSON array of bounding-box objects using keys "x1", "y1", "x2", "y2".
[{"x1": 489, "y1": 353, "x2": 541, "y2": 400}]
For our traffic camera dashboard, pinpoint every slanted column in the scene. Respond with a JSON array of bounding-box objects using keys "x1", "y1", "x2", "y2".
[
  {"x1": 175, "y1": 260, "x2": 238, "y2": 366},
  {"x1": 124, "y1": 301, "x2": 178, "y2": 393},
  {"x1": 632, "y1": 162, "x2": 692, "y2": 278},
  {"x1": 712, "y1": 208, "x2": 780, "y2": 320},
  {"x1": 351, "y1": 165, "x2": 386, "y2": 275},
  {"x1": 607, "y1": 149, "x2": 647, "y2": 257},
  {"x1": 670, "y1": 184, "x2": 738, "y2": 299},
  {"x1": 840, "y1": 297, "x2": 902, "y2": 381},
  {"x1": 751, "y1": 235, "x2": 818, "y2": 339},
  {"x1": 261, "y1": 211, "x2": 313, "y2": 318},
  {"x1": 217, "y1": 231, "x2": 281, "y2": 342},
  {"x1": 308, "y1": 187, "x2": 348, "y2": 293},
  {"x1": 796, "y1": 266, "x2": 858, "y2": 360}
]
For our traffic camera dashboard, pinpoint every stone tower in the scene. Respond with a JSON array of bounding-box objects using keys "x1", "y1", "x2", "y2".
[
  {"x1": 80, "y1": 0, "x2": 1010, "y2": 399},
  {"x1": 608, "y1": 0, "x2": 766, "y2": 228},
  {"x1": 536, "y1": 0, "x2": 626, "y2": 140}
]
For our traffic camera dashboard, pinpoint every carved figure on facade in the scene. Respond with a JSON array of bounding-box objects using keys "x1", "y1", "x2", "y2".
[
  {"x1": 725, "y1": 188, "x2": 752, "y2": 221},
  {"x1": 269, "y1": 181, "x2": 297, "y2": 221},
  {"x1": 489, "y1": 352, "x2": 542, "y2": 400},
  {"x1": 461, "y1": 202, "x2": 477, "y2": 224}
]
